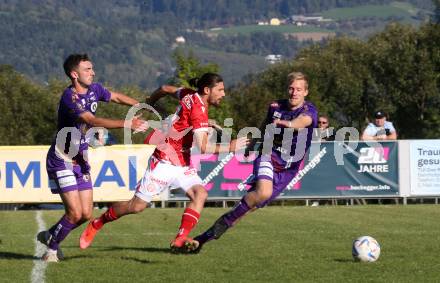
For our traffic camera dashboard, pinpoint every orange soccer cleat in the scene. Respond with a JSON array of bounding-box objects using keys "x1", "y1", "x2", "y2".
[{"x1": 79, "y1": 220, "x2": 101, "y2": 249}]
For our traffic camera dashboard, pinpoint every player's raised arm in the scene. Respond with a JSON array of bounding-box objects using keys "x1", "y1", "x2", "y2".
[
  {"x1": 109, "y1": 91, "x2": 140, "y2": 106},
  {"x1": 146, "y1": 85, "x2": 180, "y2": 106},
  {"x1": 273, "y1": 113, "x2": 313, "y2": 129},
  {"x1": 78, "y1": 111, "x2": 148, "y2": 132},
  {"x1": 193, "y1": 131, "x2": 248, "y2": 154}
]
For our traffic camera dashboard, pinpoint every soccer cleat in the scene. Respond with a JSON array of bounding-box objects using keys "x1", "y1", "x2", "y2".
[
  {"x1": 37, "y1": 230, "x2": 64, "y2": 260},
  {"x1": 79, "y1": 220, "x2": 101, "y2": 249},
  {"x1": 170, "y1": 236, "x2": 192, "y2": 254},
  {"x1": 42, "y1": 249, "x2": 59, "y2": 263},
  {"x1": 184, "y1": 237, "x2": 202, "y2": 254}
]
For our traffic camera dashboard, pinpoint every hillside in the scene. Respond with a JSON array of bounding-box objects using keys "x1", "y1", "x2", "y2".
[{"x1": 0, "y1": 0, "x2": 434, "y2": 89}]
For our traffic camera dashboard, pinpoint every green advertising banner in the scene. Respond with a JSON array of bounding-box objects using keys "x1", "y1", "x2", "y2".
[{"x1": 170, "y1": 141, "x2": 399, "y2": 199}]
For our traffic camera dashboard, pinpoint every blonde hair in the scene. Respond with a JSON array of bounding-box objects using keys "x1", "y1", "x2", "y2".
[{"x1": 287, "y1": 72, "x2": 308, "y2": 90}]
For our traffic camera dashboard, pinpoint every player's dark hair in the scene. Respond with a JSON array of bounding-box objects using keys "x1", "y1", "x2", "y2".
[
  {"x1": 189, "y1": 73, "x2": 223, "y2": 93},
  {"x1": 63, "y1": 54, "x2": 90, "y2": 79}
]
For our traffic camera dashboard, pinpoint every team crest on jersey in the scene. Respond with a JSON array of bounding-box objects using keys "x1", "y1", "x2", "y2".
[
  {"x1": 71, "y1": 93, "x2": 79, "y2": 102},
  {"x1": 201, "y1": 106, "x2": 206, "y2": 113},
  {"x1": 182, "y1": 96, "x2": 192, "y2": 109},
  {"x1": 146, "y1": 183, "x2": 156, "y2": 193},
  {"x1": 76, "y1": 102, "x2": 84, "y2": 110}
]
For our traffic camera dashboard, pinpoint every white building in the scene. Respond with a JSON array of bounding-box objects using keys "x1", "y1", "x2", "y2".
[{"x1": 265, "y1": 54, "x2": 282, "y2": 64}]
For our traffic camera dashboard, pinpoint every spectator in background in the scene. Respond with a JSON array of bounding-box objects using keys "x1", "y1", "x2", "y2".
[
  {"x1": 317, "y1": 115, "x2": 335, "y2": 141},
  {"x1": 361, "y1": 110, "x2": 397, "y2": 141}
]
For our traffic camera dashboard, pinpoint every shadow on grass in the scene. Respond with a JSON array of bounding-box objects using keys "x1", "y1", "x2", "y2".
[
  {"x1": 62, "y1": 255, "x2": 97, "y2": 261},
  {"x1": 120, "y1": 256, "x2": 155, "y2": 264},
  {"x1": 98, "y1": 246, "x2": 170, "y2": 254},
  {"x1": 0, "y1": 251, "x2": 100, "y2": 262},
  {"x1": 0, "y1": 251, "x2": 37, "y2": 260},
  {"x1": 334, "y1": 258, "x2": 354, "y2": 263}
]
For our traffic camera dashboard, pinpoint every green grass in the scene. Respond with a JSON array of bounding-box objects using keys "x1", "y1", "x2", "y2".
[
  {"x1": 1, "y1": 206, "x2": 440, "y2": 282},
  {"x1": 210, "y1": 25, "x2": 329, "y2": 35},
  {"x1": 322, "y1": 2, "x2": 415, "y2": 20}
]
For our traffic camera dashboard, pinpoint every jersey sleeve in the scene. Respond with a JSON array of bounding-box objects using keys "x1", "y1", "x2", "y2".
[
  {"x1": 299, "y1": 103, "x2": 318, "y2": 128},
  {"x1": 300, "y1": 103, "x2": 318, "y2": 123},
  {"x1": 176, "y1": 88, "x2": 194, "y2": 100},
  {"x1": 94, "y1": 83, "x2": 111, "y2": 102},
  {"x1": 61, "y1": 90, "x2": 87, "y2": 121}
]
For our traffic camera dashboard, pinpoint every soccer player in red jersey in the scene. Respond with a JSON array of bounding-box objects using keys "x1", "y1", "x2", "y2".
[{"x1": 79, "y1": 73, "x2": 248, "y2": 251}]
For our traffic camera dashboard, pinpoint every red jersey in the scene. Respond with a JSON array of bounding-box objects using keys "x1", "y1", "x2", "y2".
[{"x1": 144, "y1": 88, "x2": 209, "y2": 166}]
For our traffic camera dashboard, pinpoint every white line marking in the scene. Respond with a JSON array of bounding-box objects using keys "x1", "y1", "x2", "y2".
[{"x1": 31, "y1": 211, "x2": 47, "y2": 283}]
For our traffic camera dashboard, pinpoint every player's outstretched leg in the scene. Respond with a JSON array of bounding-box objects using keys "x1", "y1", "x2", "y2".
[
  {"x1": 186, "y1": 198, "x2": 252, "y2": 253},
  {"x1": 170, "y1": 208, "x2": 200, "y2": 253},
  {"x1": 79, "y1": 197, "x2": 148, "y2": 249},
  {"x1": 80, "y1": 207, "x2": 118, "y2": 249},
  {"x1": 170, "y1": 185, "x2": 207, "y2": 253}
]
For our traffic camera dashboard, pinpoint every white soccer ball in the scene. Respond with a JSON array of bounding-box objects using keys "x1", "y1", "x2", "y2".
[{"x1": 352, "y1": 236, "x2": 381, "y2": 262}]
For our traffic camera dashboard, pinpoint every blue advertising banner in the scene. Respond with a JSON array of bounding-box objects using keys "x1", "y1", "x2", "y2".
[{"x1": 171, "y1": 141, "x2": 399, "y2": 199}]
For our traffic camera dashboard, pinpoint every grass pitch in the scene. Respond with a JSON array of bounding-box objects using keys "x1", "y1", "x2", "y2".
[{"x1": 1, "y1": 205, "x2": 440, "y2": 282}]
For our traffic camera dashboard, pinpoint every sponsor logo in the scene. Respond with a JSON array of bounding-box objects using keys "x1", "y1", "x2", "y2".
[
  {"x1": 357, "y1": 147, "x2": 389, "y2": 173},
  {"x1": 90, "y1": 102, "x2": 98, "y2": 112},
  {"x1": 150, "y1": 176, "x2": 168, "y2": 186},
  {"x1": 273, "y1": 111, "x2": 282, "y2": 119},
  {"x1": 184, "y1": 168, "x2": 197, "y2": 176},
  {"x1": 336, "y1": 185, "x2": 391, "y2": 191}
]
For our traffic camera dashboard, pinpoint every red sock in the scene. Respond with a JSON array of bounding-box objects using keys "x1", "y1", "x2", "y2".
[
  {"x1": 176, "y1": 208, "x2": 200, "y2": 239},
  {"x1": 92, "y1": 206, "x2": 118, "y2": 229}
]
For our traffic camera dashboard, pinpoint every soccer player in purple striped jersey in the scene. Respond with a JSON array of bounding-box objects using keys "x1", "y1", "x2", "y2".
[
  {"x1": 183, "y1": 72, "x2": 318, "y2": 253},
  {"x1": 38, "y1": 54, "x2": 148, "y2": 262}
]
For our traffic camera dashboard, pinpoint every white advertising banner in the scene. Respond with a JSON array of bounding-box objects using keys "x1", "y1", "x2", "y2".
[
  {"x1": 410, "y1": 140, "x2": 440, "y2": 195},
  {"x1": 0, "y1": 145, "x2": 155, "y2": 203}
]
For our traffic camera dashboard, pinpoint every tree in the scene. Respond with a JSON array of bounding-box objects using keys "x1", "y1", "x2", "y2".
[{"x1": 0, "y1": 65, "x2": 57, "y2": 145}]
